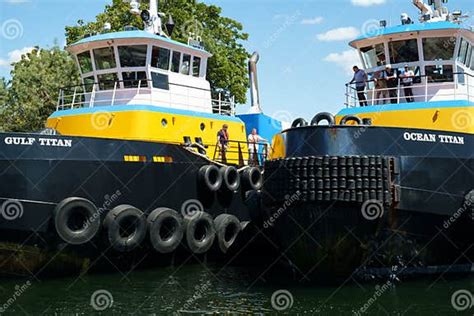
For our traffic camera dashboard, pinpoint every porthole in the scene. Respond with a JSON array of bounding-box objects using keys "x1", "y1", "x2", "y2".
[
  {"x1": 161, "y1": 119, "x2": 168, "y2": 127},
  {"x1": 200, "y1": 123, "x2": 206, "y2": 131}
]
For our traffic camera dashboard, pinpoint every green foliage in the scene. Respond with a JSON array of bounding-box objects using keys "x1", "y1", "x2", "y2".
[
  {"x1": 0, "y1": 47, "x2": 80, "y2": 132},
  {"x1": 65, "y1": 0, "x2": 250, "y2": 103}
]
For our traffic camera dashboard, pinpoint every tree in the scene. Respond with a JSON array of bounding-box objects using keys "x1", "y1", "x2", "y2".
[
  {"x1": 1, "y1": 47, "x2": 80, "y2": 132},
  {"x1": 65, "y1": 0, "x2": 250, "y2": 104}
]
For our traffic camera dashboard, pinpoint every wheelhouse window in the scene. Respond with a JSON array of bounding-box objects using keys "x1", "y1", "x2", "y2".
[
  {"x1": 77, "y1": 51, "x2": 93, "y2": 74},
  {"x1": 466, "y1": 45, "x2": 472, "y2": 68},
  {"x1": 360, "y1": 44, "x2": 386, "y2": 68},
  {"x1": 93, "y1": 47, "x2": 116, "y2": 70},
  {"x1": 83, "y1": 76, "x2": 95, "y2": 93},
  {"x1": 171, "y1": 51, "x2": 181, "y2": 73},
  {"x1": 122, "y1": 71, "x2": 148, "y2": 88},
  {"x1": 389, "y1": 39, "x2": 419, "y2": 64},
  {"x1": 193, "y1": 56, "x2": 201, "y2": 77},
  {"x1": 425, "y1": 65, "x2": 453, "y2": 83},
  {"x1": 423, "y1": 37, "x2": 455, "y2": 61},
  {"x1": 151, "y1": 46, "x2": 171, "y2": 70},
  {"x1": 118, "y1": 45, "x2": 147, "y2": 67},
  {"x1": 97, "y1": 73, "x2": 118, "y2": 90},
  {"x1": 181, "y1": 54, "x2": 191, "y2": 75},
  {"x1": 457, "y1": 39, "x2": 469, "y2": 65},
  {"x1": 151, "y1": 72, "x2": 169, "y2": 90}
]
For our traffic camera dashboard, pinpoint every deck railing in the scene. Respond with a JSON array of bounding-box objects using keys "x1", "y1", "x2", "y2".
[
  {"x1": 212, "y1": 140, "x2": 270, "y2": 167},
  {"x1": 56, "y1": 79, "x2": 236, "y2": 116},
  {"x1": 345, "y1": 72, "x2": 474, "y2": 107}
]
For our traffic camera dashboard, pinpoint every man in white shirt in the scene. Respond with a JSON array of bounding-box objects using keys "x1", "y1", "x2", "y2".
[
  {"x1": 248, "y1": 128, "x2": 267, "y2": 165},
  {"x1": 401, "y1": 64, "x2": 415, "y2": 103}
]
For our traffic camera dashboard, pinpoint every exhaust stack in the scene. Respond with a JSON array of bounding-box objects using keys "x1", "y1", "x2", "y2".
[{"x1": 248, "y1": 52, "x2": 262, "y2": 114}]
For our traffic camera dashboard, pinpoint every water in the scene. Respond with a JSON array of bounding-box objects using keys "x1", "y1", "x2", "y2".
[{"x1": 0, "y1": 263, "x2": 472, "y2": 315}]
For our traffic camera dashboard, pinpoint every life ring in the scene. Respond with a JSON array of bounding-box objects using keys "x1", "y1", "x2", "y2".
[
  {"x1": 54, "y1": 197, "x2": 100, "y2": 245},
  {"x1": 220, "y1": 166, "x2": 240, "y2": 191},
  {"x1": 104, "y1": 205, "x2": 146, "y2": 252},
  {"x1": 147, "y1": 207, "x2": 184, "y2": 254},
  {"x1": 311, "y1": 112, "x2": 335, "y2": 126},
  {"x1": 214, "y1": 214, "x2": 241, "y2": 253},
  {"x1": 291, "y1": 118, "x2": 308, "y2": 128},
  {"x1": 340, "y1": 115, "x2": 362, "y2": 125},
  {"x1": 241, "y1": 167, "x2": 263, "y2": 191},
  {"x1": 199, "y1": 165, "x2": 223, "y2": 192},
  {"x1": 184, "y1": 211, "x2": 216, "y2": 254}
]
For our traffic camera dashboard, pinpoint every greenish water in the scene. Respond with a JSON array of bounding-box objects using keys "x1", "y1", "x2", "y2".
[{"x1": 0, "y1": 264, "x2": 472, "y2": 315}]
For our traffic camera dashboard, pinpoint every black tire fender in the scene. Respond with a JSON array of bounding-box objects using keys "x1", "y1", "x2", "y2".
[
  {"x1": 241, "y1": 167, "x2": 263, "y2": 191},
  {"x1": 199, "y1": 165, "x2": 223, "y2": 192},
  {"x1": 184, "y1": 211, "x2": 216, "y2": 254},
  {"x1": 220, "y1": 166, "x2": 240, "y2": 191},
  {"x1": 340, "y1": 115, "x2": 363, "y2": 125},
  {"x1": 104, "y1": 205, "x2": 146, "y2": 252},
  {"x1": 214, "y1": 214, "x2": 241, "y2": 253},
  {"x1": 147, "y1": 207, "x2": 184, "y2": 254},
  {"x1": 311, "y1": 112, "x2": 335, "y2": 126},
  {"x1": 291, "y1": 118, "x2": 308, "y2": 128},
  {"x1": 54, "y1": 197, "x2": 100, "y2": 245}
]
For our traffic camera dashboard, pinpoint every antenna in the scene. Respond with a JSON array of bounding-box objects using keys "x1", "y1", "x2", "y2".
[
  {"x1": 412, "y1": 0, "x2": 452, "y2": 22},
  {"x1": 123, "y1": 0, "x2": 168, "y2": 36}
]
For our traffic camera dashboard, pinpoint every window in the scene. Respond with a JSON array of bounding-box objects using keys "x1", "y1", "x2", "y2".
[
  {"x1": 425, "y1": 65, "x2": 453, "y2": 83},
  {"x1": 465, "y1": 45, "x2": 472, "y2": 68},
  {"x1": 118, "y1": 45, "x2": 147, "y2": 67},
  {"x1": 457, "y1": 39, "x2": 469, "y2": 65},
  {"x1": 151, "y1": 46, "x2": 171, "y2": 70},
  {"x1": 193, "y1": 56, "x2": 201, "y2": 77},
  {"x1": 83, "y1": 76, "x2": 95, "y2": 93},
  {"x1": 181, "y1": 54, "x2": 191, "y2": 75},
  {"x1": 151, "y1": 72, "x2": 169, "y2": 90},
  {"x1": 122, "y1": 71, "x2": 148, "y2": 88},
  {"x1": 77, "y1": 51, "x2": 93, "y2": 74},
  {"x1": 389, "y1": 39, "x2": 419, "y2": 64},
  {"x1": 423, "y1": 37, "x2": 455, "y2": 61},
  {"x1": 171, "y1": 51, "x2": 181, "y2": 73},
  {"x1": 97, "y1": 73, "x2": 118, "y2": 90},
  {"x1": 360, "y1": 44, "x2": 386, "y2": 68},
  {"x1": 93, "y1": 47, "x2": 116, "y2": 70},
  {"x1": 470, "y1": 47, "x2": 474, "y2": 70}
]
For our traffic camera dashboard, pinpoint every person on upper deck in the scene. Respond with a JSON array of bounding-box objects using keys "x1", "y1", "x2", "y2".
[
  {"x1": 401, "y1": 64, "x2": 415, "y2": 103},
  {"x1": 383, "y1": 65, "x2": 398, "y2": 104},
  {"x1": 350, "y1": 66, "x2": 368, "y2": 107},
  {"x1": 217, "y1": 124, "x2": 229, "y2": 163},
  {"x1": 248, "y1": 128, "x2": 267, "y2": 166},
  {"x1": 374, "y1": 70, "x2": 388, "y2": 105}
]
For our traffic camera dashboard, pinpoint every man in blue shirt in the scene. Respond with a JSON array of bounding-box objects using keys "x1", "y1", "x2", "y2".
[{"x1": 350, "y1": 66, "x2": 368, "y2": 106}]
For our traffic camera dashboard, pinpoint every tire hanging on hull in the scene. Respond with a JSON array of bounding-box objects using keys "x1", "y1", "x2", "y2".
[
  {"x1": 184, "y1": 211, "x2": 216, "y2": 254},
  {"x1": 147, "y1": 207, "x2": 184, "y2": 254},
  {"x1": 214, "y1": 214, "x2": 241, "y2": 253},
  {"x1": 104, "y1": 205, "x2": 147, "y2": 252}
]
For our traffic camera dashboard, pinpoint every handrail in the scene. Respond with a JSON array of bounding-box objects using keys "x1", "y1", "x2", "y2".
[{"x1": 212, "y1": 139, "x2": 270, "y2": 167}]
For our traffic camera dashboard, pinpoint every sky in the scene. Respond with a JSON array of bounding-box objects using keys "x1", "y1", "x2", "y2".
[{"x1": 0, "y1": 0, "x2": 472, "y2": 119}]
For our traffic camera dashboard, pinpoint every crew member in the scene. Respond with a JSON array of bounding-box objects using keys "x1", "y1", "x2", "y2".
[
  {"x1": 350, "y1": 66, "x2": 368, "y2": 107},
  {"x1": 401, "y1": 64, "x2": 415, "y2": 103},
  {"x1": 247, "y1": 128, "x2": 267, "y2": 165},
  {"x1": 217, "y1": 124, "x2": 229, "y2": 163},
  {"x1": 384, "y1": 65, "x2": 398, "y2": 104}
]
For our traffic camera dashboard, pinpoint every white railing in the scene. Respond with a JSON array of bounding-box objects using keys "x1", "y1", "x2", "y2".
[
  {"x1": 56, "y1": 79, "x2": 237, "y2": 116},
  {"x1": 345, "y1": 73, "x2": 474, "y2": 108}
]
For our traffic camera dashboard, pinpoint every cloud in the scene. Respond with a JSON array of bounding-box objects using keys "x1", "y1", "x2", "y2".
[
  {"x1": 316, "y1": 27, "x2": 360, "y2": 41},
  {"x1": 0, "y1": 47, "x2": 34, "y2": 67},
  {"x1": 323, "y1": 49, "x2": 361, "y2": 75},
  {"x1": 351, "y1": 0, "x2": 386, "y2": 7},
  {"x1": 301, "y1": 17, "x2": 324, "y2": 25}
]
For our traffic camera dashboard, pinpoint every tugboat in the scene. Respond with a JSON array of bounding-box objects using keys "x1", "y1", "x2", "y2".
[
  {"x1": 262, "y1": 0, "x2": 474, "y2": 281},
  {"x1": 0, "y1": 0, "x2": 281, "y2": 276}
]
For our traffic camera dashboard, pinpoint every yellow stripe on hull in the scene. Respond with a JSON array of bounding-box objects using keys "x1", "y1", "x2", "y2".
[{"x1": 47, "y1": 110, "x2": 249, "y2": 163}]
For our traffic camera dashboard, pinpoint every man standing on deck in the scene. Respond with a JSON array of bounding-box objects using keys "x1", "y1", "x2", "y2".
[
  {"x1": 350, "y1": 66, "x2": 368, "y2": 107},
  {"x1": 401, "y1": 64, "x2": 415, "y2": 103},
  {"x1": 248, "y1": 128, "x2": 267, "y2": 166},
  {"x1": 384, "y1": 65, "x2": 398, "y2": 104},
  {"x1": 217, "y1": 124, "x2": 229, "y2": 163}
]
